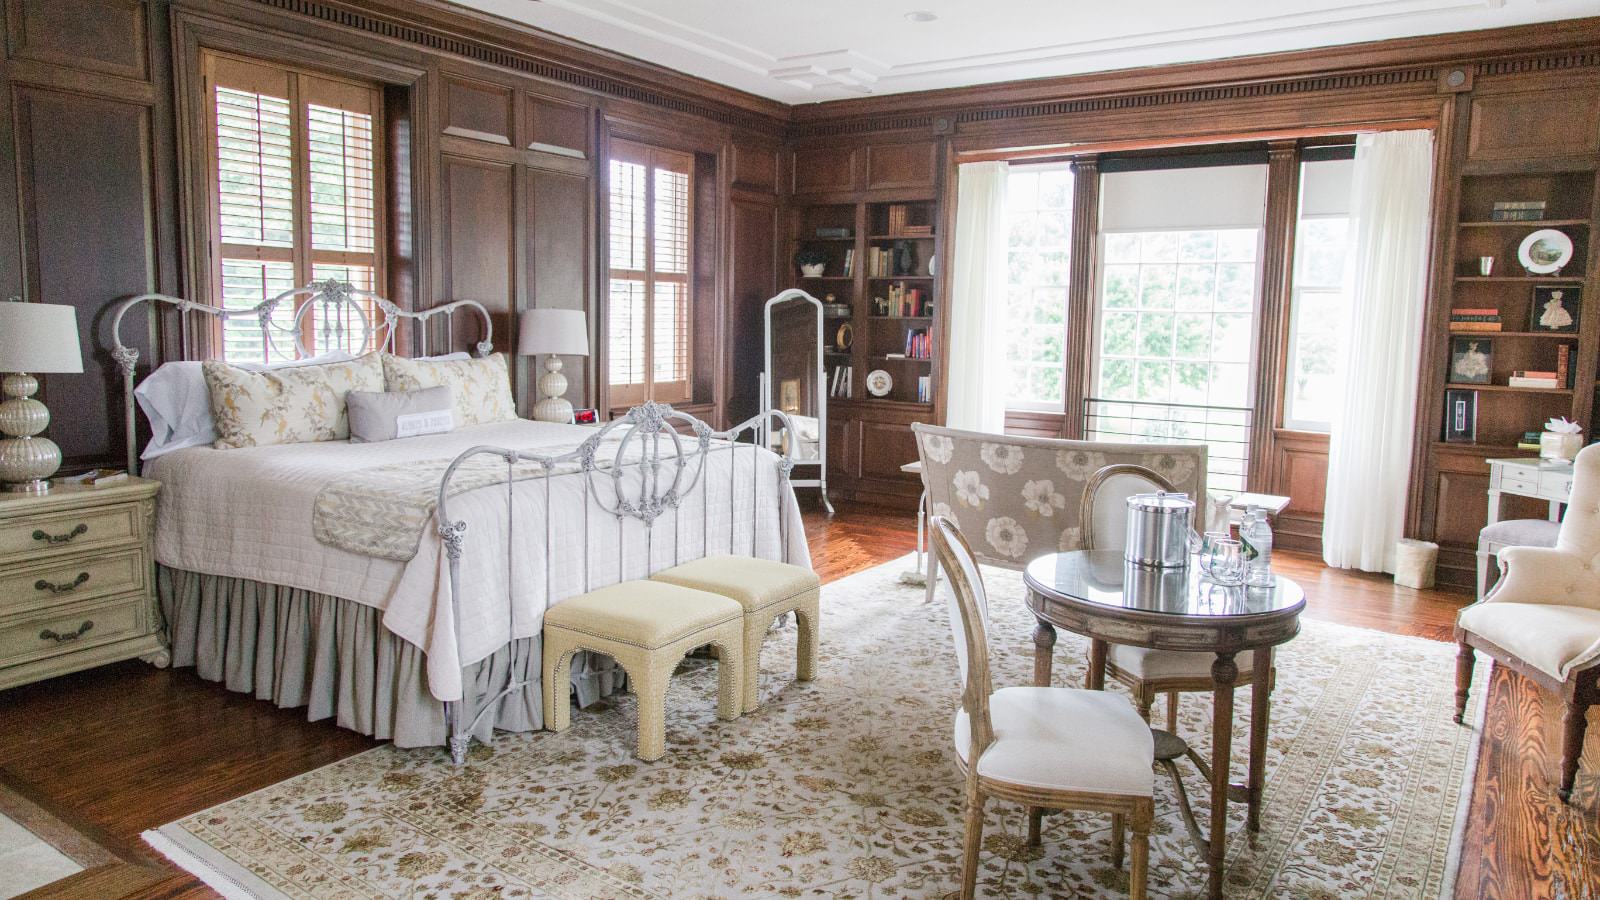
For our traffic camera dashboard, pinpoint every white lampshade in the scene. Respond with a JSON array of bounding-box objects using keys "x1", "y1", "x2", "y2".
[
  {"x1": 519, "y1": 308, "x2": 589, "y2": 357},
  {"x1": 0, "y1": 302, "x2": 83, "y2": 373}
]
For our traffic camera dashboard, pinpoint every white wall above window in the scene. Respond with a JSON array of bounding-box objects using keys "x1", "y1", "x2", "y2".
[{"x1": 1101, "y1": 165, "x2": 1268, "y2": 231}]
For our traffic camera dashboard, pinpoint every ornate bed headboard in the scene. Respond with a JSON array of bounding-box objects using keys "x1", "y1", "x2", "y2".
[{"x1": 109, "y1": 279, "x2": 495, "y2": 475}]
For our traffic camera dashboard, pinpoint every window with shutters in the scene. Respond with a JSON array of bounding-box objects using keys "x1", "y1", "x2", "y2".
[
  {"x1": 203, "y1": 51, "x2": 383, "y2": 363},
  {"x1": 607, "y1": 139, "x2": 692, "y2": 407}
]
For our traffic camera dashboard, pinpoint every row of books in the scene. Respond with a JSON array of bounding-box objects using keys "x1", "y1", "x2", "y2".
[
  {"x1": 1490, "y1": 200, "x2": 1547, "y2": 222},
  {"x1": 1508, "y1": 369, "x2": 1561, "y2": 389},
  {"x1": 903, "y1": 328, "x2": 933, "y2": 360},
  {"x1": 865, "y1": 246, "x2": 916, "y2": 277},
  {"x1": 828, "y1": 366, "x2": 854, "y2": 398},
  {"x1": 1450, "y1": 307, "x2": 1501, "y2": 332},
  {"x1": 884, "y1": 204, "x2": 933, "y2": 237},
  {"x1": 875, "y1": 283, "x2": 930, "y2": 317},
  {"x1": 1517, "y1": 431, "x2": 1544, "y2": 452},
  {"x1": 916, "y1": 375, "x2": 931, "y2": 403}
]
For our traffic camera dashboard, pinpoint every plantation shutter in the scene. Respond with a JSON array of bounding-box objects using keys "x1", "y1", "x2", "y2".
[
  {"x1": 204, "y1": 52, "x2": 383, "y2": 363},
  {"x1": 607, "y1": 139, "x2": 694, "y2": 407}
]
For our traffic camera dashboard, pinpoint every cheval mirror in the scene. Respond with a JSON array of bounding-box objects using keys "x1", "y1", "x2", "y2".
[{"x1": 761, "y1": 289, "x2": 832, "y2": 514}]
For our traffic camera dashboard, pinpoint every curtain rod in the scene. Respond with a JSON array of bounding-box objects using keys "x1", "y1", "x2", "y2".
[{"x1": 955, "y1": 118, "x2": 1434, "y2": 165}]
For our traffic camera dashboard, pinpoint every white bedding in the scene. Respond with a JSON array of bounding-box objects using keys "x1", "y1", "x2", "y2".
[{"x1": 146, "y1": 419, "x2": 810, "y2": 702}]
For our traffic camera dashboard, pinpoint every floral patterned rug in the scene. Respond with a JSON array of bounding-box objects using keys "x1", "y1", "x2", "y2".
[{"x1": 144, "y1": 555, "x2": 1483, "y2": 899}]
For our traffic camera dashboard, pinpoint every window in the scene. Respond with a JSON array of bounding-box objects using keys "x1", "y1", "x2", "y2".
[
  {"x1": 1088, "y1": 162, "x2": 1267, "y2": 492},
  {"x1": 1004, "y1": 164, "x2": 1074, "y2": 410},
  {"x1": 607, "y1": 140, "x2": 693, "y2": 407},
  {"x1": 1284, "y1": 156, "x2": 1355, "y2": 432},
  {"x1": 204, "y1": 52, "x2": 382, "y2": 363}
]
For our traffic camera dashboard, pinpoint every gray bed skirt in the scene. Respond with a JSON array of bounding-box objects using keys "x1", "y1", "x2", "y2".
[{"x1": 157, "y1": 566, "x2": 625, "y2": 748}]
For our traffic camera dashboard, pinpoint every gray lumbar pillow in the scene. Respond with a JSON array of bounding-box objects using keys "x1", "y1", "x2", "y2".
[{"x1": 347, "y1": 386, "x2": 456, "y2": 443}]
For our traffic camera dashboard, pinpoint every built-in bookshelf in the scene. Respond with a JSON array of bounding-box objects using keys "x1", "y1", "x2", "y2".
[
  {"x1": 791, "y1": 198, "x2": 940, "y2": 407},
  {"x1": 1436, "y1": 165, "x2": 1599, "y2": 451}
]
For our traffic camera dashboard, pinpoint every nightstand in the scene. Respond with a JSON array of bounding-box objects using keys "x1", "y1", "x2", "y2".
[{"x1": 0, "y1": 476, "x2": 166, "y2": 690}]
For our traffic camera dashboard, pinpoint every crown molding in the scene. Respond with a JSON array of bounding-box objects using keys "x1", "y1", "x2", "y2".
[
  {"x1": 788, "y1": 16, "x2": 1600, "y2": 134},
  {"x1": 243, "y1": 0, "x2": 791, "y2": 131}
]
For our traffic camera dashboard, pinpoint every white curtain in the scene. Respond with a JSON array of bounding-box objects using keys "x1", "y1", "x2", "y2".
[
  {"x1": 945, "y1": 161, "x2": 1009, "y2": 433},
  {"x1": 1323, "y1": 129, "x2": 1436, "y2": 572}
]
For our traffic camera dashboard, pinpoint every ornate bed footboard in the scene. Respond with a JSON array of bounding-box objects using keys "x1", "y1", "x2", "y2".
[{"x1": 436, "y1": 400, "x2": 798, "y2": 764}]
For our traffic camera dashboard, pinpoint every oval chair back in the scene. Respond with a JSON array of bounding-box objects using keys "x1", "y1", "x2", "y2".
[
  {"x1": 1080, "y1": 464, "x2": 1179, "y2": 552},
  {"x1": 930, "y1": 515, "x2": 994, "y2": 757}
]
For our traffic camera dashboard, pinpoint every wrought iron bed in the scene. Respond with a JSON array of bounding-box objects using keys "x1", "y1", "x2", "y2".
[{"x1": 111, "y1": 280, "x2": 802, "y2": 764}]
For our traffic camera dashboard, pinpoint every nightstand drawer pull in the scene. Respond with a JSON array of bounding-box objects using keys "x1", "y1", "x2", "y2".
[
  {"x1": 35, "y1": 572, "x2": 90, "y2": 594},
  {"x1": 39, "y1": 621, "x2": 93, "y2": 643},
  {"x1": 32, "y1": 524, "x2": 88, "y2": 544}
]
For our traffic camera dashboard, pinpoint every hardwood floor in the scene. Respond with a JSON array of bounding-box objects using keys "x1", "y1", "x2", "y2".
[{"x1": 0, "y1": 501, "x2": 1593, "y2": 898}]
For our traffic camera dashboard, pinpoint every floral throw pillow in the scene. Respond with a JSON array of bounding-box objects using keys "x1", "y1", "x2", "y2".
[
  {"x1": 202, "y1": 353, "x2": 385, "y2": 449},
  {"x1": 381, "y1": 353, "x2": 516, "y2": 427}
]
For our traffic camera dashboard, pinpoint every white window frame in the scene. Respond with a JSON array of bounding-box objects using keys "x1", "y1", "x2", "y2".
[
  {"x1": 1282, "y1": 211, "x2": 1350, "y2": 433},
  {"x1": 1002, "y1": 162, "x2": 1074, "y2": 413}
]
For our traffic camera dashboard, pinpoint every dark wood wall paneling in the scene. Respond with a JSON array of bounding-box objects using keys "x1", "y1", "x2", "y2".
[{"x1": 1, "y1": 0, "x2": 173, "y2": 471}]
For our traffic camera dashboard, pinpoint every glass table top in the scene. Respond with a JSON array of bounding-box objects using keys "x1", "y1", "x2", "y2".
[{"x1": 1024, "y1": 550, "x2": 1305, "y2": 620}]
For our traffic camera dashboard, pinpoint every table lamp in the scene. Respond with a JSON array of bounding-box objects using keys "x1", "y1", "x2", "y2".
[
  {"x1": 518, "y1": 308, "x2": 589, "y2": 423},
  {"x1": 0, "y1": 301, "x2": 84, "y2": 493}
]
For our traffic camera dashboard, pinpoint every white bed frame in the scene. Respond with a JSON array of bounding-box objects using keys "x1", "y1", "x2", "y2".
[{"x1": 111, "y1": 280, "x2": 799, "y2": 765}]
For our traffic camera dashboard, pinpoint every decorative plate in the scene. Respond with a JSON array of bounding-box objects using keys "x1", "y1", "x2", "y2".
[
  {"x1": 1518, "y1": 228, "x2": 1574, "y2": 275},
  {"x1": 866, "y1": 368, "x2": 893, "y2": 397}
]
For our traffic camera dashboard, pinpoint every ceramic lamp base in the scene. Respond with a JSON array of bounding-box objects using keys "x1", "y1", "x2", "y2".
[
  {"x1": 532, "y1": 355, "x2": 574, "y2": 424},
  {"x1": 0, "y1": 372, "x2": 58, "y2": 493}
]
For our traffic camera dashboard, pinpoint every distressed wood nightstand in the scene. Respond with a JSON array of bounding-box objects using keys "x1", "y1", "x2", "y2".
[{"x1": 0, "y1": 476, "x2": 166, "y2": 690}]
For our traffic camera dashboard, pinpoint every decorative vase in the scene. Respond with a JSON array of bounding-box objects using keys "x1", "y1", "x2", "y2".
[
  {"x1": 1540, "y1": 431, "x2": 1583, "y2": 461},
  {"x1": 800, "y1": 263, "x2": 826, "y2": 277}
]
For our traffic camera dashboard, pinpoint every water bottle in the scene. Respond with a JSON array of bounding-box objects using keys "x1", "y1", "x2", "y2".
[{"x1": 1242, "y1": 506, "x2": 1274, "y2": 586}]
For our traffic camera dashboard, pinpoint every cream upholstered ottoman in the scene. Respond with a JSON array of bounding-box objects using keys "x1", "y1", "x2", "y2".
[
  {"x1": 543, "y1": 581, "x2": 744, "y2": 761},
  {"x1": 650, "y1": 555, "x2": 820, "y2": 711}
]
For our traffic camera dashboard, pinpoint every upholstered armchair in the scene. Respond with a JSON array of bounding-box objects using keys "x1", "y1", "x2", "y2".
[{"x1": 1455, "y1": 443, "x2": 1600, "y2": 803}]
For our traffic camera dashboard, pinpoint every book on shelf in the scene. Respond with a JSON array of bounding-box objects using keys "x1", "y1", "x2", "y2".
[
  {"x1": 1450, "y1": 322, "x2": 1503, "y2": 332},
  {"x1": 842, "y1": 248, "x2": 854, "y2": 277},
  {"x1": 1490, "y1": 200, "x2": 1548, "y2": 222},
  {"x1": 904, "y1": 328, "x2": 933, "y2": 359},
  {"x1": 1558, "y1": 343, "x2": 1575, "y2": 388},
  {"x1": 917, "y1": 375, "x2": 931, "y2": 403},
  {"x1": 874, "y1": 282, "x2": 930, "y2": 317},
  {"x1": 829, "y1": 366, "x2": 854, "y2": 398},
  {"x1": 1507, "y1": 375, "x2": 1560, "y2": 389},
  {"x1": 815, "y1": 226, "x2": 851, "y2": 239},
  {"x1": 1517, "y1": 442, "x2": 1543, "y2": 451}
]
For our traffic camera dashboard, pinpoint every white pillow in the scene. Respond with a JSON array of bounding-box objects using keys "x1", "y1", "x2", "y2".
[
  {"x1": 419, "y1": 351, "x2": 470, "y2": 362},
  {"x1": 135, "y1": 351, "x2": 356, "y2": 460}
]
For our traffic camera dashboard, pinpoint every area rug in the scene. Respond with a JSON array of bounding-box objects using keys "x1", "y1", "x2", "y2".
[{"x1": 144, "y1": 555, "x2": 1484, "y2": 899}]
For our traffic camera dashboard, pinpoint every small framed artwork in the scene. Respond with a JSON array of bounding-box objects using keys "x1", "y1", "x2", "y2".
[
  {"x1": 1529, "y1": 285, "x2": 1581, "y2": 333},
  {"x1": 573, "y1": 407, "x2": 599, "y2": 425},
  {"x1": 1448, "y1": 337, "x2": 1493, "y2": 384},
  {"x1": 779, "y1": 378, "x2": 801, "y2": 413},
  {"x1": 1443, "y1": 389, "x2": 1478, "y2": 443}
]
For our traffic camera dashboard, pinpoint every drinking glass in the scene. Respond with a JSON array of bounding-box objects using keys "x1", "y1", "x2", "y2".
[
  {"x1": 1207, "y1": 538, "x2": 1246, "y2": 585},
  {"x1": 1199, "y1": 531, "x2": 1230, "y2": 574}
]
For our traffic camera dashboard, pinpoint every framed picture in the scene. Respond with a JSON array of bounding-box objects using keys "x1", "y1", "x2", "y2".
[
  {"x1": 1530, "y1": 285, "x2": 1581, "y2": 333},
  {"x1": 779, "y1": 378, "x2": 801, "y2": 413},
  {"x1": 1443, "y1": 389, "x2": 1478, "y2": 443},
  {"x1": 1448, "y1": 337, "x2": 1493, "y2": 384}
]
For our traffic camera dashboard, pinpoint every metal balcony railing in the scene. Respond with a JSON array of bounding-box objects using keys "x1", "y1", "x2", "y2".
[{"x1": 1082, "y1": 398, "x2": 1252, "y2": 492}]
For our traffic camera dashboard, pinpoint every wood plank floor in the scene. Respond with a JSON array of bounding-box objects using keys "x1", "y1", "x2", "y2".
[{"x1": 0, "y1": 502, "x2": 1593, "y2": 898}]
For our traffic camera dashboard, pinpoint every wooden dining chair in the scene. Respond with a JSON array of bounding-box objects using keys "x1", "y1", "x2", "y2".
[
  {"x1": 1081, "y1": 464, "x2": 1269, "y2": 730},
  {"x1": 931, "y1": 515, "x2": 1154, "y2": 899}
]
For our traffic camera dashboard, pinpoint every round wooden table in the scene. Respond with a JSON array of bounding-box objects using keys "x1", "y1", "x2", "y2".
[{"x1": 1023, "y1": 550, "x2": 1305, "y2": 900}]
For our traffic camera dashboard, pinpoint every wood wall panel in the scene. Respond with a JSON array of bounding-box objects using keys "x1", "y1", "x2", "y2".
[
  {"x1": 866, "y1": 141, "x2": 937, "y2": 192},
  {"x1": 727, "y1": 195, "x2": 777, "y2": 425},
  {"x1": 731, "y1": 144, "x2": 776, "y2": 192},
  {"x1": 442, "y1": 74, "x2": 513, "y2": 145},
  {"x1": 1468, "y1": 88, "x2": 1600, "y2": 163},
  {"x1": 6, "y1": 0, "x2": 148, "y2": 80},
  {"x1": 527, "y1": 167, "x2": 592, "y2": 408},
  {"x1": 791, "y1": 145, "x2": 858, "y2": 195},
  {"x1": 526, "y1": 92, "x2": 589, "y2": 158},
  {"x1": 14, "y1": 87, "x2": 156, "y2": 469},
  {"x1": 440, "y1": 156, "x2": 515, "y2": 350}
]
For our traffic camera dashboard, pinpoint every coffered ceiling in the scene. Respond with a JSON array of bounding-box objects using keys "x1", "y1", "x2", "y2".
[{"x1": 448, "y1": 0, "x2": 1600, "y2": 104}]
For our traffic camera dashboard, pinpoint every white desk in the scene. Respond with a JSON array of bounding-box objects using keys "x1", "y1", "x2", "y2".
[{"x1": 1486, "y1": 457, "x2": 1573, "y2": 524}]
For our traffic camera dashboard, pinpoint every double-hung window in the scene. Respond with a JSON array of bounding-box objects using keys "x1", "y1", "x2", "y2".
[
  {"x1": 1003, "y1": 163, "x2": 1074, "y2": 410},
  {"x1": 203, "y1": 51, "x2": 382, "y2": 363},
  {"x1": 607, "y1": 139, "x2": 693, "y2": 407},
  {"x1": 1283, "y1": 155, "x2": 1355, "y2": 432}
]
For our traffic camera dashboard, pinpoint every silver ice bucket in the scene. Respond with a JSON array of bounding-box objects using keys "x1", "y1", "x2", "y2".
[{"x1": 1125, "y1": 491, "x2": 1196, "y2": 568}]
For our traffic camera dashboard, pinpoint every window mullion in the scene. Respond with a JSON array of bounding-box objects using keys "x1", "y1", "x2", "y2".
[{"x1": 642, "y1": 158, "x2": 657, "y2": 397}]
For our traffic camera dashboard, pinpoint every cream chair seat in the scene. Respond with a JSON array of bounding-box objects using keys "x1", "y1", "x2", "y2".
[
  {"x1": 649, "y1": 554, "x2": 821, "y2": 711},
  {"x1": 543, "y1": 580, "x2": 744, "y2": 761},
  {"x1": 955, "y1": 687, "x2": 1154, "y2": 796},
  {"x1": 932, "y1": 515, "x2": 1153, "y2": 900},
  {"x1": 1456, "y1": 442, "x2": 1600, "y2": 803}
]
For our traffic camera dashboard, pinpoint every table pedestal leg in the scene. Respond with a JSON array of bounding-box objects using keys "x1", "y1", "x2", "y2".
[
  {"x1": 1032, "y1": 618, "x2": 1056, "y2": 688},
  {"x1": 1088, "y1": 638, "x2": 1108, "y2": 691},
  {"x1": 1207, "y1": 652, "x2": 1238, "y2": 900},
  {"x1": 1247, "y1": 647, "x2": 1273, "y2": 834}
]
